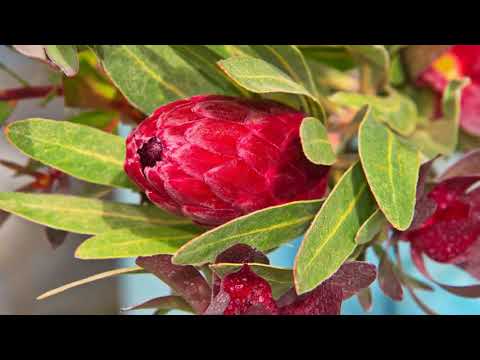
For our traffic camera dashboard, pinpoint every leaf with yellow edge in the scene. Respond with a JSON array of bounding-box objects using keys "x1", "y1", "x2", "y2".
[
  {"x1": 358, "y1": 106, "x2": 420, "y2": 230},
  {"x1": 173, "y1": 199, "x2": 323, "y2": 266},
  {"x1": 294, "y1": 161, "x2": 376, "y2": 294}
]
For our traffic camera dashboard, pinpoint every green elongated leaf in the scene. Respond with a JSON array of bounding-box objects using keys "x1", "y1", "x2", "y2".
[
  {"x1": 346, "y1": 45, "x2": 390, "y2": 90},
  {"x1": 300, "y1": 117, "x2": 336, "y2": 165},
  {"x1": 0, "y1": 101, "x2": 15, "y2": 126},
  {"x1": 409, "y1": 79, "x2": 469, "y2": 156},
  {"x1": 249, "y1": 45, "x2": 324, "y2": 117},
  {"x1": 45, "y1": 45, "x2": 79, "y2": 77},
  {"x1": 306, "y1": 59, "x2": 359, "y2": 92},
  {"x1": 330, "y1": 91, "x2": 417, "y2": 136},
  {"x1": 75, "y1": 226, "x2": 201, "y2": 259},
  {"x1": 218, "y1": 56, "x2": 317, "y2": 102},
  {"x1": 210, "y1": 263, "x2": 292, "y2": 299},
  {"x1": 93, "y1": 45, "x2": 220, "y2": 114},
  {"x1": 173, "y1": 199, "x2": 323, "y2": 266},
  {"x1": 294, "y1": 162, "x2": 376, "y2": 294},
  {"x1": 67, "y1": 111, "x2": 117, "y2": 129},
  {"x1": 355, "y1": 208, "x2": 386, "y2": 244},
  {"x1": 0, "y1": 193, "x2": 192, "y2": 235},
  {"x1": 358, "y1": 106, "x2": 420, "y2": 230},
  {"x1": 5, "y1": 119, "x2": 133, "y2": 189},
  {"x1": 169, "y1": 45, "x2": 242, "y2": 96},
  {"x1": 37, "y1": 266, "x2": 142, "y2": 300},
  {"x1": 122, "y1": 295, "x2": 194, "y2": 313},
  {"x1": 298, "y1": 45, "x2": 356, "y2": 71},
  {"x1": 249, "y1": 45, "x2": 318, "y2": 96}
]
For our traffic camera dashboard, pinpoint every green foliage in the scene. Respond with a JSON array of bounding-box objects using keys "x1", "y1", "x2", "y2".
[
  {"x1": 300, "y1": 117, "x2": 336, "y2": 165},
  {"x1": 358, "y1": 106, "x2": 420, "y2": 230},
  {"x1": 294, "y1": 162, "x2": 376, "y2": 294},
  {"x1": 4, "y1": 44, "x2": 477, "y2": 315},
  {"x1": 173, "y1": 200, "x2": 323, "y2": 266},
  {"x1": 5, "y1": 119, "x2": 133, "y2": 188}
]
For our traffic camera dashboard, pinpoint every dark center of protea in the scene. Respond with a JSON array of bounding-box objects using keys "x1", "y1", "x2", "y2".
[{"x1": 138, "y1": 138, "x2": 163, "y2": 170}]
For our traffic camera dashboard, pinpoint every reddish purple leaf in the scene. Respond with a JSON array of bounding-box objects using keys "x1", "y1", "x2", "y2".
[
  {"x1": 136, "y1": 255, "x2": 211, "y2": 314},
  {"x1": 214, "y1": 244, "x2": 269, "y2": 265},
  {"x1": 417, "y1": 158, "x2": 438, "y2": 201},
  {"x1": 411, "y1": 247, "x2": 480, "y2": 298},
  {"x1": 439, "y1": 149, "x2": 480, "y2": 181},
  {"x1": 378, "y1": 252, "x2": 404, "y2": 301},
  {"x1": 409, "y1": 158, "x2": 438, "y2": 231},
  {"x1": 279, "y1": 282, "x2": 343, "y2": 315},
  {"x1": 357, "y1": 287, "x2": 373, "y2": 312},
  {"x1": 455, "y1": 240, "x2": 480, "y2": 281},
  {"x1": 327, "y1": 261, "x2": 377, "y2": 300},
  {"x1": 45, "y1": 227, "x2": 68, "y2": 249},
  {"x1": 278, "y1": 261, "x2": 376, "y2": 315},
  {"x1": 409, "y1": 197, "x2": 437, "y2": 231}
]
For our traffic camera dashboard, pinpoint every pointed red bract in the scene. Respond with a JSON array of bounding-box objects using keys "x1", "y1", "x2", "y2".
[
  {"x1": 215, "y1": 264, "x2": 279, "y2": 315},
  {"x1": 124, "y1": 95, "x2": 330, "y2": 226}
]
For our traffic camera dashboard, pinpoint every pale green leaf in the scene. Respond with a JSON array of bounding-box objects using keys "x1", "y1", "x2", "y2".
[
  {"x1": 169, "y1": 45, "x2": 242, "y2": 96},
  {"x1": 45, "y1": 45, "x2": 79, "y2": 77},
  {"x1": 249, "y1": 45, "x2": 318, "y2": 96},
  {"x1": 5, "y1": 119, "x2": 133, "y2": 189},
  {"x1": 122, "y1": 295, "x2": 194, "y2": 313},
  {"x1": 294, "y1": 161, "x2": 376, "y2": 294},
  {"x1": 355, "y1": 208, "x2": 386, "y2": 245},
  {"x1": 76, "y1": 226, "x2": 201, "y2": 259},
  {"x1": 93, "y1": 45, "x2": 221, "y2": 114},
  {"x1": 218, "y1": 56, "x2": 315, "y2": 101},
  {"x1": 346, "y1": 45, "x2": 390, "y2": 90},
  {"x1": 37, "y1": 266, "x2": 142, "y2": 300},
  {"x1": 0, "y1": 192, "x2": 192, "y2": 235},
  {"x1": 67, "y1": 111, "x2": 117, "y2": 129},
  {"x1": 173, "y1": 200, "x2": 323, "y2": 266},
  {"x1": 358, "y1": 106, "x2": 420, "y2": 230},
  {"x1": 330, "y1": 90, "x2": 418, "y2": 136},
  {"x1": 300, "y1": 117, "x2": 336, "y2": 165}
]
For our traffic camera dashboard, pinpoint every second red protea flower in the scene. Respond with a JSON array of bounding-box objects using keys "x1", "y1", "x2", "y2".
[
  {"x1": 417, "y1": 45, "x2": 480, "y2": 136},
  {"x1": 124, "y1": 95, "x2": 330, "y2": 226},
  {"x1": 402, "y1": 176, "x2": 480, "y2": 280}
]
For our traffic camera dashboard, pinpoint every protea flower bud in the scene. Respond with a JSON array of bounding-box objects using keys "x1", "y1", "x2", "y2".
[{"x1": 124, "y1": 95, "x2": 330, "y2": 226}]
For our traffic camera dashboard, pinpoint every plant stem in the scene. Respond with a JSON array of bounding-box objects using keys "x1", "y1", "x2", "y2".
[
  {"x1": 0, "y1": 85, "x2": 63, "y2": 101},
  {"x1": 0, "y1": 85, "x2": 145, "y2": 123}
]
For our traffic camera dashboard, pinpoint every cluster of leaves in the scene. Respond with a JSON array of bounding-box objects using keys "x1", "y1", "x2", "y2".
[{"x1": 0, "y1": 45, "x2": 479, "y2": 314}]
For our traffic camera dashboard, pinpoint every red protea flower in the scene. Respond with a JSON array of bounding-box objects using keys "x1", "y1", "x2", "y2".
[
  {"x1": 124, "y1": 95, "x2": 330, "y2": 226},
  {"x1": 402, "y1": 176, "x2": 480, "y2": 280},
  {"x1": 417, "y1": 45, "x2": 480, "y2": 136},
  {"x1": 205, "y1": 259, "x2": 376, "y2": 315}
]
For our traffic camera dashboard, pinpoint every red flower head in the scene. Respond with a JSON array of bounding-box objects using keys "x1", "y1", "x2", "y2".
[
  {"x1": 417, "y1": 45, "x2": 480, "y2": 136},
  {"x1": 402, "y1": 176, "x2": 480, "y2": 280},
  {"x1": 124, "y1": 95, "x2": 330, "y2": 226},
  {"x1": 205, "y1": 259, "x2": 376, "y2": 315}
]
